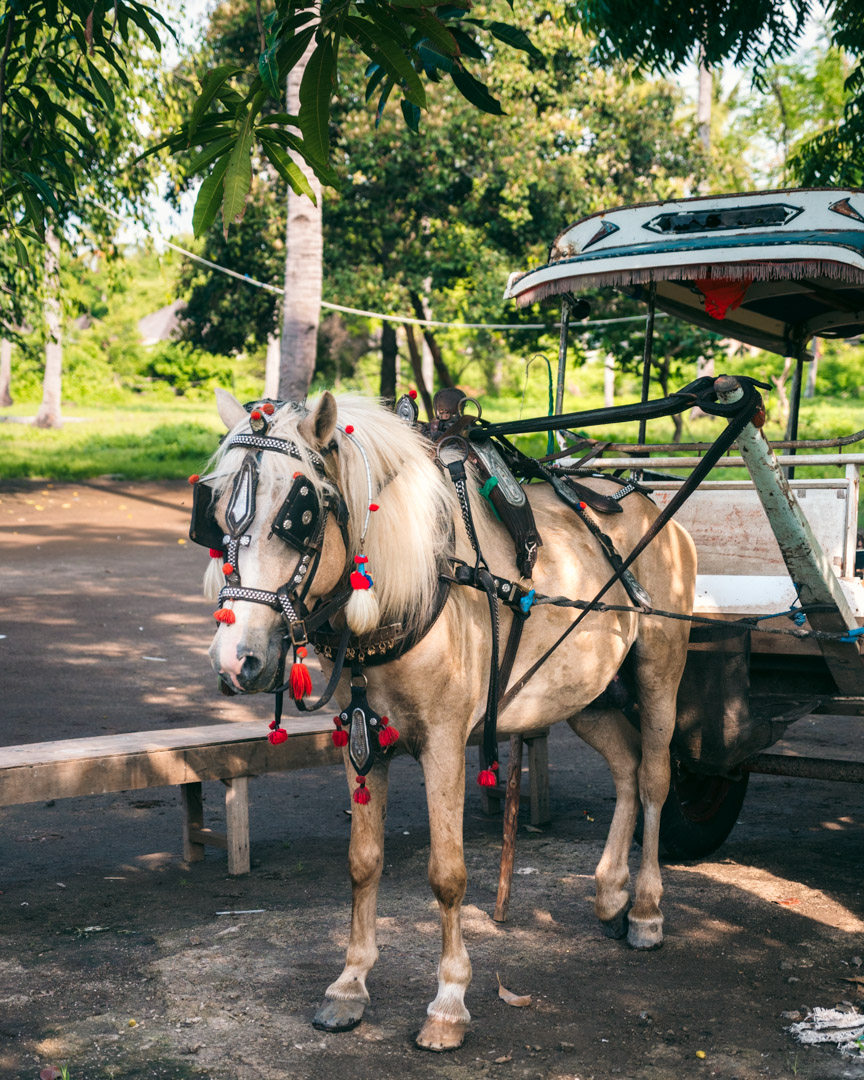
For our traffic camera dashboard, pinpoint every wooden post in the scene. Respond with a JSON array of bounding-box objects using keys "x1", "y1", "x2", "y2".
[
  {"x1": 525, "y1": 731, "x2": 551, "y2": 826},
  {"x1": 493, "y1": 736, "x2": 523, "y2": 923},
  {"x1": 224, "y1": 776, "x2": 250, "y2": 876},
  {"x1": 181, "y1": 782, "x2": 205, "y2": 863}
]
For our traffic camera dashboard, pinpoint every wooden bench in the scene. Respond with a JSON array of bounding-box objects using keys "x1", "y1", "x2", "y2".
[{"x1": 0, "y1": 719, "x2": 551, "y2": 876}]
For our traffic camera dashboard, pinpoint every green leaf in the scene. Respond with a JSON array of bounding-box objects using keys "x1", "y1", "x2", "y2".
[
  {"x1": 259, "y1": 43, "x2": 281, "y2": 99},
  {"x1": 416, "y1": 42, "x2": 456, "y2": 75},
  {"x1": 376, "y1": 78, "x2": 394, "y2": 125},
  {"x1": 86, "y1": 59, "x2": 116, "y2": 111},
  {"x1": 222, "y1": 108, "x2": 256, "y2": 233},
  {"x1": 19, "y1": 171, "x2": 60, "y2": 214},
  {"x1": 402, "y1": 12, "x2": 459, "y2": 55},
  {"x1": 14, "y1": 236, "x2": 30, "y2": 269},
  {"x1": 192, "y1": 152, "x2": 232, "y2": 237},
  {"x1": 189, "y1": 65, "x2": 245, "y2": 142},
  {"x1": 298, "y1": 38, "x2": 335, "y2": 166},
  {"x1": 345, "y1": 17, "x2": 426, "y2": 109},
  {"x1": 276, "y1": 25, "x2": 317, "y2": 83},
  {"x1": 467, "y1": 19, "x2": 544, "y2": 63},
  {"x1": 365, "y1": 64, "x2": 387, "y2": 102},
  {"x1": 447, "y1": 26, "x2": 484, "y2": 59},
  {"x1": 254, "y1": 127, "x2": 340, "y2": 188},
  {"x1": 451, "y1": 65, "x2": 504, "y2": 114},
  {"x1": 124, "y1": 3, "x2": 163, "y2": 51},
  {"x1": 388, "y1": 0, "x2": 427, "y2": 7},
  {"x1": 259, "y1": 112, "x2": 301, "y2": 126},
  {"x1": 186, "y1": 136, "x2": 235, "y2": 175},
  {"x1": 400, "y1": 98, "x2": 421, "y2": 133},
  {"x1": 259, "y1": 136, "x2": 316, "y2": 202}
]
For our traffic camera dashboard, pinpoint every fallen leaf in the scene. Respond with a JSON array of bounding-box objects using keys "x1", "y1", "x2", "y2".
[
  {"x1": 494, "y1": 1054, "x2": 512, "y2": 1063},
  {"x1": 843, "y1": 976, "x2": 864, "y2": 984},
  {"x1": 776, "y1": 898, "x2": 800, "y2": 906},
  {"x1": 40, "y1": 1069, "x2": 62, "y2": 1080},
  {"x1": 497, "y1": 974, "x2": 531, "y2": 1008}
]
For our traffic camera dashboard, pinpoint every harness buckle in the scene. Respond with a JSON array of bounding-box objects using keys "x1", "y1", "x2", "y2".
[{"x1": 288, "y1": 621, "x2": 308, "y2": 647}]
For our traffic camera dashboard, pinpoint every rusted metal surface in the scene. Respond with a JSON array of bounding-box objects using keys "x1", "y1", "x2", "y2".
[
  {"x1": 743, "y1": 752, "x2": 864, "y2": 783},
  {"x1": 715, "y1": 376, "x2": 864, "y2": 695}
]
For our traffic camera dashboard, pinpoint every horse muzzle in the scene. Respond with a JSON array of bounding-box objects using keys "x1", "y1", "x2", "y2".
[{"x1": 210, "y1": 625, "x2": 285, "y2": 693}]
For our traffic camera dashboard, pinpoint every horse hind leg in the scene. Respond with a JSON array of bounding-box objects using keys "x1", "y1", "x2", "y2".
[
  {"x1": 568, "y1": 707, "x2": 641, "y2": 939},
  {"x1": 312, "y1": 756, "x2": 390, "y2": 1033}
]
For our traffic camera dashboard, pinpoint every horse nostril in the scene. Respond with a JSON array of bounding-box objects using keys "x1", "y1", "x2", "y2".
[{"x1": 240, "y1": 654, "x2": 264, "y2": 684}]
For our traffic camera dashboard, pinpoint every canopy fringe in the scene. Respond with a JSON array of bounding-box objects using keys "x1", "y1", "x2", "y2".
[{"x1": 512, "y1": 259, "x2": 864, "y2": 307}]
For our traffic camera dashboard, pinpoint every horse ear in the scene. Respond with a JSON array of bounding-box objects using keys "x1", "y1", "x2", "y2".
[
  {"x1": 300, "y1": 391, "x2": 338, "y2": 448},
  {"x1": 216, "y1": 388, "x2": 247, "y2": 430}
]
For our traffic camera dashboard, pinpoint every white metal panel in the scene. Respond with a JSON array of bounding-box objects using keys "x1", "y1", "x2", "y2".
[{"x1": 694, "y1": 574, "x2": 864, "y2": 618}]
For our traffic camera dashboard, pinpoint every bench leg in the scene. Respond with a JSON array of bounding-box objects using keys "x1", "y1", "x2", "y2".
[
  {"x1": 224, "y1": 776, "x2": 250, "y2": 876},
  {"x1": 526, "y1": 731, "x2": 551, "y2": 826},
  {"x1": 181, "y1": 782, "x2": 206, "y2": 863}
]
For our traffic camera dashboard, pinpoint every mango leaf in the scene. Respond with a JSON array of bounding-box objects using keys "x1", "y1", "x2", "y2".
[
  {"x1": 447, "y1": 26, "x2": 484, "y2": 59},
  {"x1": 388, "y1": 0, "x2": 427, "y2": 7},
  {"x1": 259, "y1": 112, "x2": 300, "y2": 125},
  {"x1": 497, "y1": 975, "x2": 532, "y2": 1008},
  {"x1": 365, "y1": 64, "x2": 387, "y2": 102},
  {"x1": 416, "y1": 42, "x2": 456, "y2": 75},
  {"x1": 14, "y1": 236, "x2": 30, "y2": 269},
  {"x1": 451, "y1": 65, "x2": 504, "y2": 114},
  {"x1": 86, "y1": 59, "x2": 116, "y2": 110},
  {"x1": 192, "y1": 152, "x2": 232, "y2": 237},
  {"x1": 124, "y1": 4, "x2": 163, "y2": 51},
  {"x1": 345, "y1": 17, "x2": 426, "y2": 109},
  {"x1": 298, "y1": 38, "x2": 335, "y2": 166},
  {"x1": 259, "y1": 136, "x2": 316, "y2": 202},
  {"x1": 222, "y1": 108, "x2": 256, "y2": 233},
  {"x1": 19, "y1": 171, "x2": 60, "y2": 214},
  {"x1": 400, "y1": 98, "x2": 421, "y2": 133},
  {"x1": 276, "y1": 25, "x2": 317, "y2": 83},
  {"x1": 467, "y1": 20, "x2": 544, "y2": 63},
  {"x1": 186, "y1": 136, "x2": 235, "y2": 175},
  {"x1": 259, "y1": 43, "x2": 281, "y2": 99},
  {"x1": 402, "y1": 11, "x2": 459, "y2": 55},
  {"x1": 255, "y1": 126, "x2": 341, "y2": 188},
  {"x1": 376, "y1": 78, "x2": 394, "y2": 126},
  {"x1": 189, "y1": 65, "x2": 245, "y2": 142}
]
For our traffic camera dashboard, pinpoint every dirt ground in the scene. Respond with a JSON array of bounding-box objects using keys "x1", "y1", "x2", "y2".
[{"x1": 1, "y1": 479, "x2": 863, "y2": 1080}]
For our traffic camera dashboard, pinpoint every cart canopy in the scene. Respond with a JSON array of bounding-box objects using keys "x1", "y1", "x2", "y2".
[{"x1": 505, "y1": 188, "x2": 864, "y2": 356}]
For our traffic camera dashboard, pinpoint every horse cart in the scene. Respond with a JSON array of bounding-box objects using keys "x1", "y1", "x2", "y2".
[{"x1": 504, "y1": 185, "x2": 864, "y2": 861}]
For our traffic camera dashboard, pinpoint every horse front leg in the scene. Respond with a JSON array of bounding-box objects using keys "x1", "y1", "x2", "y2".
[
  {"x1": 416, "y1": 732, "x2": 472, "y2": 1052},
  {"x1": 313, "y1": 754, "x2": 390, "y2": 1032}
]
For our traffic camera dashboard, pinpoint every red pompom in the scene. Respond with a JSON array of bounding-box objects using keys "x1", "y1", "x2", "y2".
[
  {"x1": 332, "y1": 730, "x2": 349, "y2": 747},
  {"x1": 333, "y1": 716, "x2": 343, "y2": 727},
  {"x1": 209, "y1": 548, "x2": 223, "y2": 559},
  {"x1": 353, "y1": 776, "x2": 370, "y2": 804},
  {"x1": 222, "y1": 563, "x2": 234, "y2": 576},
  {"x1": 579, "y1": 502, "x2": 586, "y2": 510},
  {"x1": 296, "y1": 646, "x2": 307, "y2": 659},
  {"x1": 269, "y1": 719, "x2": 277, "y2": 730},
  {"x1": 289, "y1": 661, "x2": 312, "y2": 701},
  {"x1": 214, "y1": 608, "x2": 236, "y2": 625},
  {"x1": 344, "y1": 425, "x2": 354, "y2": 435},
  {"x1": 369, "y1": 503, "x2": 379, "y2": 512},
  {"x1": 477, "y1": 769, "x2": 498, "y2": 787},
  {"x1": 268, "y1": 728, "x2": 288, "y2": 745},
  {"x1": 293, "y1": 471, "x2": 301, "y2": 478},
  {"x1": 188, "y1": 474, "x2": 199, "y2": 484},
  {"x1": 378, "y1": 723, "x2": 399, "y2": 747},
  {"x1": 350, "y1": 570, "x2": 372, "y2": 590},
  {"x1": 408, "y1": 389, "x2": 417, "y2": 399},
  {"x1": 354, "y1": 555, "x2": 368, "y2": 564},
  {"x1": 262, "y1": 402, "x2": 275, "y2": 415},
  {"x1": 250, "y1": 409, "x2": 262, "y2": 420}
]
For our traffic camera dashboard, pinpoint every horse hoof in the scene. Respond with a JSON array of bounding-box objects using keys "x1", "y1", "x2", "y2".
[
  {"x1": 312, "y1": 998, "x2": 366, "y2": 1032},
  {"x1": 600, "y1": 901, "x2": 631, "y2": 939},
  {"x1": 627, "y1": 916, "x2": 664, "y2": 951},
  {"x1": 416, "y1": 1017, "x2": 467, "y2": 1052}
]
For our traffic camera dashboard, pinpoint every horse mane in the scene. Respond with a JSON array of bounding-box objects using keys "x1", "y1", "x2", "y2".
[{"x1": 207, "y1": 393, "x2": 461, "y2": 635}]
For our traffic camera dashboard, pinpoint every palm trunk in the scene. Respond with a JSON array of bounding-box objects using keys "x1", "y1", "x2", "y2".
[
  {"x1": 404, "y1": 324, "x2": 433, "y2": 420},
  {"x1": 34, "y1": 226, "x2": 62, "y2": 429},
  {"x1": 603, "y1": 353, "x2": 614, "y2": 407},
  {"x1": 0, "y1": 336, "x2": 12, "y2": 406},
  {"x1": 264, "y1": 333, "x2": 280, "y2": 398},
  {"x1": 408, "y1": 290, "x2": 454, "y2": 388},
  {"x1": 278, "y1": 38, "x2": 322, "y2": 402}
]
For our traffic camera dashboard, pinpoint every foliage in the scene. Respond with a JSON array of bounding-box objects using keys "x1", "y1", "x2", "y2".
[
  {"x1": 572, "y1": 0, "x2": 864, "y2": 188},
  {"x1": 148, "y1": 0, "x2": 544, "y2": 237},
  {"x1": 139, "y1": 341, "x2": 235, "y2": 395},
  {"x1": 0, "y1": 0, "x2": 169, "y2": 278}
]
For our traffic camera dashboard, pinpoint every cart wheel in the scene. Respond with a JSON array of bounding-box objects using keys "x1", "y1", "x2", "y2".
[{"x1": 635, "y1": 762, "x2": 749, "y2": 860}]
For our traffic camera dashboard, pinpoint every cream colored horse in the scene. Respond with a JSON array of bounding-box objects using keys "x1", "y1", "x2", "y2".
[{"x1": 205, "y1": 389, "x2": 696, "y2": 1052}]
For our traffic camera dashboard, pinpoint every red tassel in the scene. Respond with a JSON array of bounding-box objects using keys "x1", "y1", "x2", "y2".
[
  {"x1": 214, "y1": 608, "x2": 236, "y2": 625},
  {"x1": 188, "y1": 474, "x2": 199, "y2": 484},
  {"x1": 268, "y1": 729, "x2": 288, "y2": 745},
  {"x1": 349, "y1": 570, "x2": 372, "y2": 590},
  {"x1": 332, "y1": 730, "x2": 349, "y2": 747},
  {"x1": 477, "y1": 769, "x2": 498, "y2": 787},
  {"x1": 353, "y1": 776, "x2": 370, "y2": 804},
  {"x1": 269, "y1": 719, "x2": 277, "y2": 730},
  {"x1": 290, "y1": 662, "x2": 312, "y2": 701},
  {"x1": 378, "y1": 716, "x2": 399, "y2": 747},
  {"x1": 209, "y1": 548, "x2": 223, "y2": 559}
]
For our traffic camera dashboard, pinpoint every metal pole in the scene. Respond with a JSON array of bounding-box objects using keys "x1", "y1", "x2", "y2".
[
  {"x1": 785, "y1": 348, "x2": 806, "y2": 480},
  {"x1": 637, "y1": 283, "x2": 657, "y2": 447},
  {"x1": 555, "y1": 296, "x2": 572, "y2": 416}
]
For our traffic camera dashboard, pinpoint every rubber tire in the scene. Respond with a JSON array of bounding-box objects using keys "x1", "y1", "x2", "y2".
[{"x1": 635, "y1": 762, "x2": 749, "y2": 861}]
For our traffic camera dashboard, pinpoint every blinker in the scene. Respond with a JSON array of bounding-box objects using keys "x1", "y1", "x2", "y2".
[
  {"x1": 189, "y1": 481, "x2": 225, "y2": 550},
  {"x1": 272, "y1": 474, "x2": 322, "y2": 551}
]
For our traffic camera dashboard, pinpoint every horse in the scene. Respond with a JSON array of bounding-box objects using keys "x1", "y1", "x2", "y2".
[{"x1": 200, "y1": 388, "x2": 697, "y2": 1052}]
